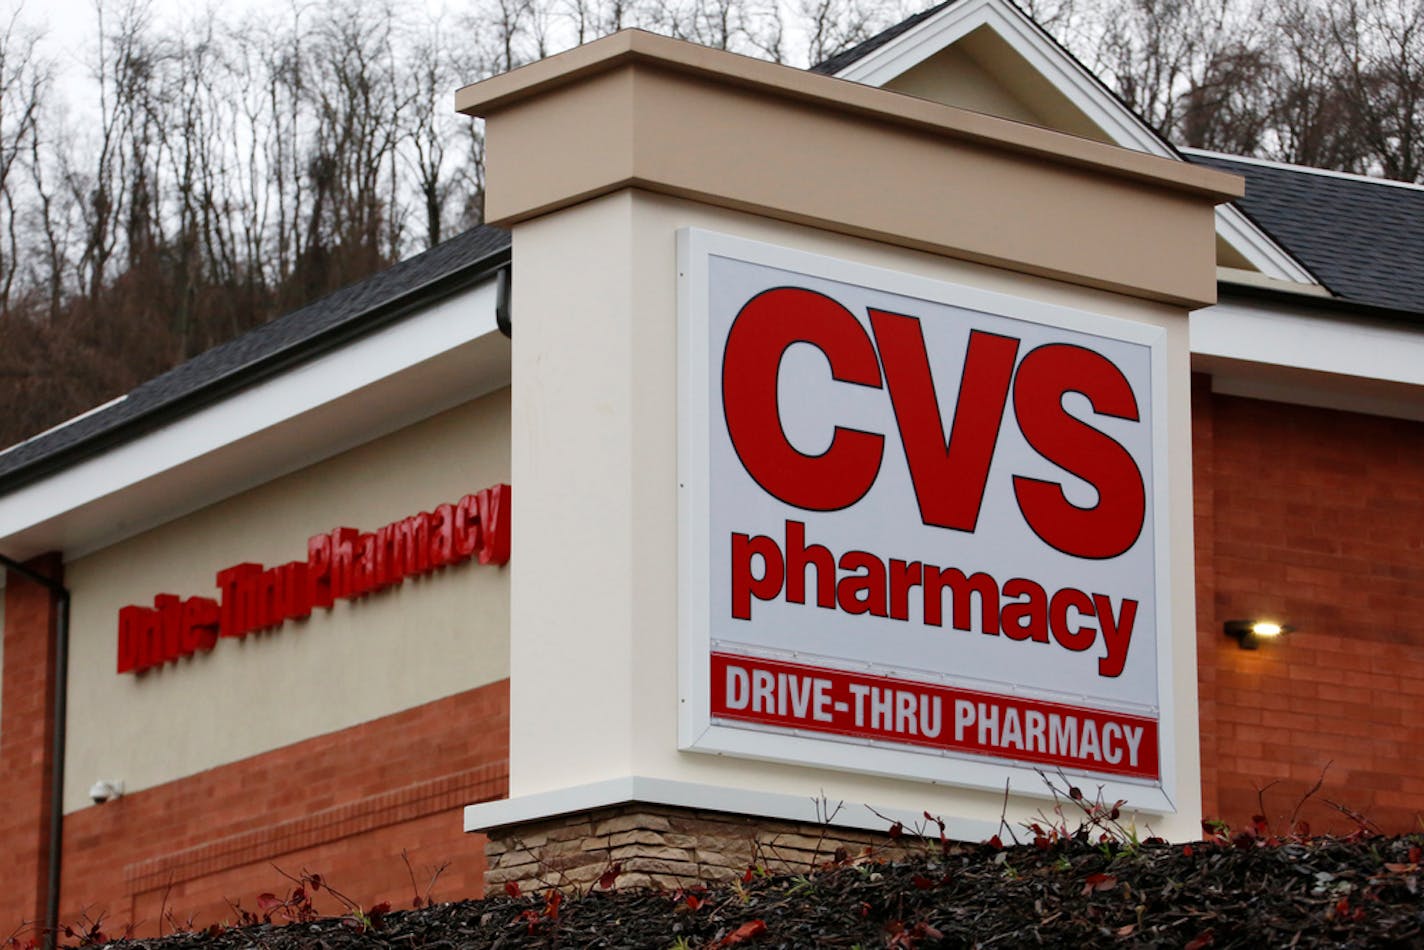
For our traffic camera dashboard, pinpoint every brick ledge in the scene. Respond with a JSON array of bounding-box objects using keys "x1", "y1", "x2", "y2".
[{"x1": 125, "y1": 761, "x2": 509, "y2": 893}]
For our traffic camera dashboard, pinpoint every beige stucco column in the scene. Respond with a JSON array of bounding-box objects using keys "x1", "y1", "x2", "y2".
[{"x1": 457, "y1": 30, "x2": 1240, "y2": 888}]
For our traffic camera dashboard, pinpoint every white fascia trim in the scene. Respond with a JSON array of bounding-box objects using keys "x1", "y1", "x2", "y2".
[
  {"x1": 463, "y1": 775, "x2": 999, "y2": 842},
  {"x1": 1192, "y1": 298, "x2": 1424, "y2": 420},
  {"x1": 1183, "y1": 146, "x2": 1424, "y2": 193},
  {"x1": 1213, "y1": 205, "x2": 1318, "y2": 285},
  {"x1": 1217, "y1": 266, "x2": 1332, "y2": 298},
  {"x1": 834, "y1": 0, "x2": 1316, "y2": 284},
  {"x1": 1192, "y1": 298, "x2": 1424, "y2": 388},
  {"x1": 0, "y1": 278, "x2": 506, "y2": 557}
]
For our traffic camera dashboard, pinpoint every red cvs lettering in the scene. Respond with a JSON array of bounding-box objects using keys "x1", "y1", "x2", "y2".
[
  {"x1": 722, "y1": 288, "x2": 884, "y2": 511},
  {"x1": 869, "y1": 311, "x2": 1018, "y2": 533},
  {"x1": 1012, "y1": 345, "x2": 1145, "y2": 559},
  {"x1": 721, "y1": 289, "x2": 1146, "y2": 560}
]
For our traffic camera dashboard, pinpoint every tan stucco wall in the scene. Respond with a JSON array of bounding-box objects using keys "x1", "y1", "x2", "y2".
[
  {"x1": 884, "y1": 41, "x2": 1045, "y2": 126},
  {"x1": 908, "y1": 26, "x2": 1116, "y2": 145},
  {"x1": 509, "y1": 188, "x2": 1204, "y2": 840},
  {"x1": 62, "y1": 390, "x2": 511, "y2": 813},
  {"x1": 460, "y1": 31, "x2": 1239, "y2": 310}
]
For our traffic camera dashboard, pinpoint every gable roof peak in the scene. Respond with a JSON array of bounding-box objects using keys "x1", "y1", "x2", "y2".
[{"x1": 812, "y1": 0, "x2": 1319, "y2": 287}]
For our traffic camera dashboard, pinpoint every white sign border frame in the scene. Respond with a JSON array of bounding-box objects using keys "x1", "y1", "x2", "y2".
[{"x1": 677, "y1": 227, "x2": 1178, "y2": 815}]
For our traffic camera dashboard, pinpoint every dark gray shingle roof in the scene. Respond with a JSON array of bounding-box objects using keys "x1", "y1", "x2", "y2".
[
  {"x1": 0, "y1": 225, "x2": 510, "y2": 493},
  {"x1": 810, "y1": 1, "x2": 954, "y2": 75},
  {"x1": 1188, "y1": 152, "x2": 1424, "y2": 315}
]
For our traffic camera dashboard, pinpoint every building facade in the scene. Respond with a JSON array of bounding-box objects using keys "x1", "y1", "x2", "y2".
[{"x1": 2, "y1": 0, "x2": 1422, "y2": 937}]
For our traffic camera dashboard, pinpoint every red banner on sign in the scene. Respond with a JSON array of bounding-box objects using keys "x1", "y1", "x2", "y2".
[{"x1": 710, "y1": 652, "x2": 1159, "y2": 779}]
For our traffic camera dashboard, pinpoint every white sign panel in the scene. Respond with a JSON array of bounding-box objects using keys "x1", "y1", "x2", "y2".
[{"x1": 678, "y1": 229, "x2": 1176, "y2": 809}]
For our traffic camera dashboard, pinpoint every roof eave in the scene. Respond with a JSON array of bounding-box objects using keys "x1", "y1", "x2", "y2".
[{"x1": 0, "y1": 243, "x2": 511, "y2": 502}]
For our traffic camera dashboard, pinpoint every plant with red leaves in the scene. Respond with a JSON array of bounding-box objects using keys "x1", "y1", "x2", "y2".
[
  {"x1": 1080, "y1": 872, "x2": 1118, "y2": 896},
  {"x1": 923, "y1": 810, "x2": 952, "y2": 854},
  {"x1": 598, "y1": 862, "x2": 623, "y2": 891},
  {"x1": 400, "y1": 849, "x2": 449, "y2": 909},
  {"x1": 515, "y1": 908, "x2": 541, "y2": 935},
  {"x1": 671, "y1": 885, "x2": 709, "y2": 913},
  {"x1": 1024, "y1": 769, "x2": 1147, "y2": 854},
  {"x1": 713, "y1": 918, "x2": 767, "y2": 946},
  {"x1": 1, "y1": 922, "x2": 33, "y2": 950},
  {"x1": 56, "y1": 910, "x2": 131, "y2": 947},
  {"x1": 223, "y1": 898, "x2": 261, "y2": 928},
  {"x1": 1184, "y1": 929, "x2": 1215, "y2": 949},
  {"x1": 512, "y1": 889, "x2": 565, "y2": 938},
  {"x1": 268, "y1": 865, "x2": 390, "y2": 934},
  {"x1": 885, "y1": 919, "x2": 944, "y2": 948}
]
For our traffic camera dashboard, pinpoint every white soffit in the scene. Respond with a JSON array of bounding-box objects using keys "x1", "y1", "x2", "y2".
[
  {"x1": 1191, "y1": 298, "x2": 1424, "y2": 421},
  {"x1": 832, "y1": 0, "x2": 1317, "y2": 285},
  {"x1": 0, "y1": 279, "x2": 510, "y2": 564}
]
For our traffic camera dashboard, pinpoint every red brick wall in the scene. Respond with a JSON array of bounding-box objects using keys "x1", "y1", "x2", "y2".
[
  {"x1": 1195, "y1": 381, "x2": 1424, "y2": 834},
  {"x1": 0, "y1": 555, "x2": 63, "y2": 935},
  {"x1": 8, "y1": 681, "x2": 508, "y2": 940}
]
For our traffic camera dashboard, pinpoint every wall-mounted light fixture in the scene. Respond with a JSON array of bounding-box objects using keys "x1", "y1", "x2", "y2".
[
  {"x1": 1224, "y1": 619, "x2": 1292, "y2": 650},
  {"x1": 87, "y1": 779, "x2": 124, "y2": 804}
]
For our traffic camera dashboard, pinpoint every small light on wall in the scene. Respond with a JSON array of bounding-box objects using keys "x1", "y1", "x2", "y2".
[
  {"x1": 1224, "y1": 619, "x2": 1292, "y2": 650},
  {"x1": 88, "y1": 779, "x2": 124, "y2": 804}
]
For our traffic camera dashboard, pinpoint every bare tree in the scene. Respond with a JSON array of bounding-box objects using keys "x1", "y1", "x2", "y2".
[
  {"x1": 650, "y1": 0, "x2": 784, "y2": 59},
  {"x1": 799, "y1": 0, "x2": 898, "y2": 67},
  {"x1": 1330, "y1": 0, "x2": 1424, "y2": 182},
  {"x1": 404, "y1": 20, "x2": 458, "y2": 248},
  {"x1": 1260, "y1": 1, "x2": 1363, "y2": 169},
  {"x1": 1088, "y1": 0, "x2": 1272, "y2": 150},
  {"x1": 0, "y1": 9, "x2": 47, "y2": 317},
  {"x1": 295, "y1": 0, "x2": 412, "y2": 296},
  {"x1": 7, "y1": 0, "x2": 1424, "y2": 451}
]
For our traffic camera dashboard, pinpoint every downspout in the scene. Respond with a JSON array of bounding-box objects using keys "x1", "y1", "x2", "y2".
[
  {"x1": 496, "y1": 263, "x2": 512, "y2": 339},
  {"x1": 0, "y1": 553, "x2": 70, "y2": 950}
]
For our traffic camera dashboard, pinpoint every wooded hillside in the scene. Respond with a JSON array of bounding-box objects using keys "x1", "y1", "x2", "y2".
[{"x1": 0, "y1": 0, "x2": 1420, "y2": 449}]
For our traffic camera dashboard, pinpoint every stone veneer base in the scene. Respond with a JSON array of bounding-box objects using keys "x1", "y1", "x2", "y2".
[{"x1": 484, "y1": 802, "x2": 922, "y2": 892}]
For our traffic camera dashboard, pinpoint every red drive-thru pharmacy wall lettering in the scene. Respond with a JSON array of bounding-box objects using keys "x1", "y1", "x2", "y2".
[
  {"x1": 116, "y1": 484, "x2": 510, "y2": 674},
  {"x1": 678, "y1": 230, "x2": 1174, "y2": 803}
]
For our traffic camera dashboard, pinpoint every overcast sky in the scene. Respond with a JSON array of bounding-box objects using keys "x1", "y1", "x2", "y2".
[
  {"x1": 9, "y1": 0, "x2": 841, "y2": 128},
  {"x1": 10, "y1": 0, "x2": 461, "y2": 115}
]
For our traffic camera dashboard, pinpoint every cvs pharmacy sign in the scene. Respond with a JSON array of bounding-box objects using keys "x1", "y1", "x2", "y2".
[{"x1": 678, "y1": 230, "x2": 1175, "y2": 803}]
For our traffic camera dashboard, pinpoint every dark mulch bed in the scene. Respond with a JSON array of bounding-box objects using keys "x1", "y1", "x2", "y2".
[{"x1": 92, "y1": 833, "x2": 1424, "y2": 949}]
